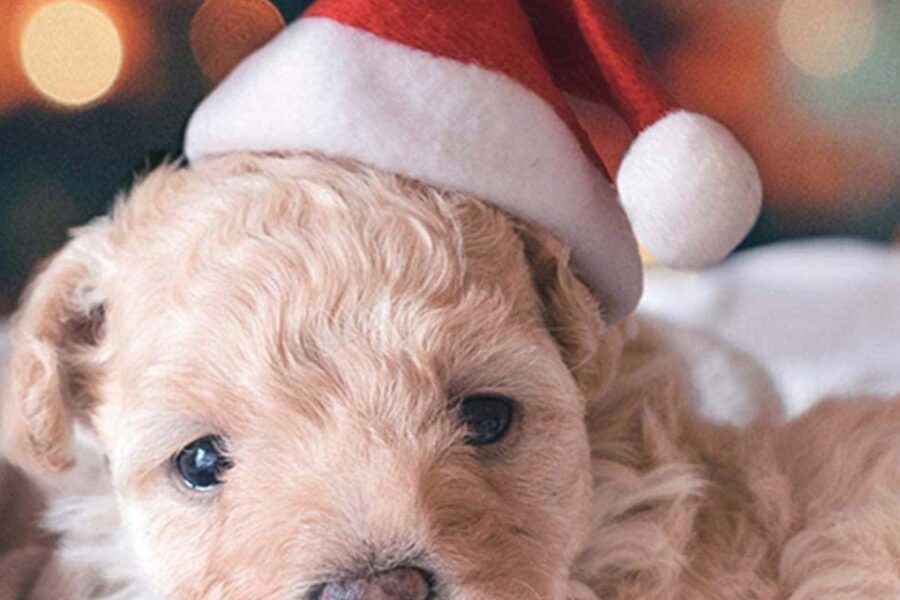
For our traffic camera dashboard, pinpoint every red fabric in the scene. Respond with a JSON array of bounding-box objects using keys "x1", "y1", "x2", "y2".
[
  {"x1": 303, "y1": 0, "x2": 674, "y2": 172},
  {"x1": 521, "y1": 0, "x2": 673, "y2": 134},
  {"x1": 305, "y1": 0, "x2": 598, "y2": 161}
]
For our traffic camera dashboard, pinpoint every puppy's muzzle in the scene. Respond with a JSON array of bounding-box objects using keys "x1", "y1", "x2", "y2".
[{"x1": 310, "y1": 566, "x2": 432, "y2": 600}]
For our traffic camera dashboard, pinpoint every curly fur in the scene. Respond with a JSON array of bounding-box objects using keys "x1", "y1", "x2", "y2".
[{"x1": 1, "y1": 153, "x2": 897, "y2": 599}]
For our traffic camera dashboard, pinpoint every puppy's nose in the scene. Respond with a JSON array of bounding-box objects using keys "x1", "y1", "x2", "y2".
[{"x1": 316, "y1": 566, "x2": 432, "y2": 600}]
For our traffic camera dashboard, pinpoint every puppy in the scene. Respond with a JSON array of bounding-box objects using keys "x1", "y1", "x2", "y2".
[{"x1": 1, "y1": 153, "x2": 897, "y2": 600}]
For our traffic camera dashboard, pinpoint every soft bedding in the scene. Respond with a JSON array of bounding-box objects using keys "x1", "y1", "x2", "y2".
[{"x1": 640, "y1": 239, "x2": 900, "y2": 420}]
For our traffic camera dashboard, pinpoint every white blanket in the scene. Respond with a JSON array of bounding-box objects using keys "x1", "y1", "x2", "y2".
[{"x1": 640, "y1": 239, "x2": 900, "y2": 420}]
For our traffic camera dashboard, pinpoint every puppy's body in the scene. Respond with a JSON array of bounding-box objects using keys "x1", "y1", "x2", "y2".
[{"x1": 1, "y1": 154, "x2": 897, "y2": 599}]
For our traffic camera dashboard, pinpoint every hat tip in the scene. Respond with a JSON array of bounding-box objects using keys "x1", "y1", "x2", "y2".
[{"x1": 617, "y1": 110, "x2": 763, "y2": 269}]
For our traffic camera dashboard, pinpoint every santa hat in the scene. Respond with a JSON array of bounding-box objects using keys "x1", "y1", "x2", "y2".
[{"x1": 185, "y1": 0, "x2": 763, "y2": 323}]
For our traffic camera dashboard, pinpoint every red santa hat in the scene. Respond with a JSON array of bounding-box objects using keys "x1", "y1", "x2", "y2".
[{"x1": 185, "y1": 0, "x2": 763, "y2": 323}]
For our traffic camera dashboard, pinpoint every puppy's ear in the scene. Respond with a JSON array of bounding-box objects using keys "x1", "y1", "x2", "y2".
[
  {"x1": 517, "y1": 224, "x2": 624, "y2": 404},
  {"x1": 2, "y1": 222, "x2": 110, "y2": 473}
]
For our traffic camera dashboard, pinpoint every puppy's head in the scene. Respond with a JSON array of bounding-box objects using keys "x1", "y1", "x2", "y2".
[{"x1": 2, "y1": 154, "x2": 622, "y2": 599}]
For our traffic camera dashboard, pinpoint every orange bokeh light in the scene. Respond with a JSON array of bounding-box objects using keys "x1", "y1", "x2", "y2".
[
  {"x1": 0, "y1": 0, "x2": 154, "y2": 112},
  {"x1": 0, "y1": 1, "x2": 36, "y2": 112},
  {"x1": 778, "y1": 0, "x2": 877, "y2": 79},
  {"x1": 21, "y1": 1, "x2": 124, "y2": 107}
]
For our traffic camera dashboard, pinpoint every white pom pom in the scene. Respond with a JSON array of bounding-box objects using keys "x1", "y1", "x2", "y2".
[{"x1": 617, "y1": 111, "x2": 763, "y2": 269}]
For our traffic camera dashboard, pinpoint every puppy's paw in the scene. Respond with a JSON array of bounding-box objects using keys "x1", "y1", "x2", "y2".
[{"x1": 567, "y1": 580, "x2": 599, "y2": 600}]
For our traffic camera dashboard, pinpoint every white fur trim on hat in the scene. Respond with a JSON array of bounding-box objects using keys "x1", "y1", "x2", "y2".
[
  {"x1": 617, "y1": 111, "x2": 763, "y2": 268},
  {"x1": 185, "y1": 17, "x2": 642, "y2": 322}
]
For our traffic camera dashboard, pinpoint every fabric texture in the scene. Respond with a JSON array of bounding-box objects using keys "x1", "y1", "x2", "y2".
[
  {"x1": 522, "y1": 0, "x2": 672, "y2": 133},
  {"x1": 185, "y1": 17, "x2": 643, "y2": 321},
  {"x1": 305, "y1": 0, "x2": 595, "y2": 156},
  {"x1": 641, "y1": 239, "x2": 900, "y2": 420},
  {"x1": 185, "y1": 0, "x2": 764, "y2": 321},
  {"x1": 618, "y1": 111, "x2": 763, "y2": 267}
]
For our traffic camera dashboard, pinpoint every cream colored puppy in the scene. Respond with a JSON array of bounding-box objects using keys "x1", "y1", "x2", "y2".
[
  {"x1": 2, "y1": 153, "x2": 619, "y2": 600},
  {"x1": 3, "y1": 153, "x2": 898, "y2": 600}
]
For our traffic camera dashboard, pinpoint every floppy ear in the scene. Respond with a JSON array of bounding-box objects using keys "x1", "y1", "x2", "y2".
[
  {"x1": 1, "y1": 221, "x2": 110, "y2": 474},
  {"x1": 516, "y1": 223, "x2": 624, "y2": 405}
]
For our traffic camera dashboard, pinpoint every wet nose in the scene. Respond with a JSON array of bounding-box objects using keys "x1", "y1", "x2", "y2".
[{"x1": 315, "y1": 566, "x2": 432, "y2": 600}]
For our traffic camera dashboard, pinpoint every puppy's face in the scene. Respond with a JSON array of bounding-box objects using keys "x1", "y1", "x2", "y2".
[{"x1": 2, "y1": 155, "x2": 620, "y2": 599}]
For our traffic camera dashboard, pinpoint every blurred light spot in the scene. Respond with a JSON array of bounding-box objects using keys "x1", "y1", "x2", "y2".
[
  {"x1": 20, "y1": 0, "x2": 123, "y2": 107},
  {"x1": 190, "y1": 0, "x2": 284, "y2": 84},
  {"x1": 778, "y1": 0, "x2": 877, "y2": 78}
]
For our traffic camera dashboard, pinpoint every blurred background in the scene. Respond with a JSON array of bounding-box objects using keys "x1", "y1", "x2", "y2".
[{"x1": 0, "y1": 0, "x2": 898, "y2": 315}]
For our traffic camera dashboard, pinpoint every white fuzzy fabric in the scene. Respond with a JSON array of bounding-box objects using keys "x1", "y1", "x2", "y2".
[
  {"x1": 618, "y1": 111, "x2": 763, "y2": 269},
  {"x1": 641, "y1": 239, "x2": 900, "y2": 420},
  {"x1": 184, "y1": 17, "x2": 643, "y2": 322},
  {"x1": 654, "y1": 320, "x2": 782, "y2": 428}
]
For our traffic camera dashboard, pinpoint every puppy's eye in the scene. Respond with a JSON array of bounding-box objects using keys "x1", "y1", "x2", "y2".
[
  {"x1": 174, "y1": 436, "x2": 232, "y2": 490},
  {"x1": 460, "y1": 394, "x2": 514, "y2": 446}
]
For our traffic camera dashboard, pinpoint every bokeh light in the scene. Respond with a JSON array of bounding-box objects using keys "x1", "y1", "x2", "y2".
[
  {"x1": 777, "y1": 0, "x2": 877, "y2": 78},
  {"x1": 659, "y1": 0, "x2": 899, "y2": 214},
  {"x1": 20, "y1": 0, "x2": 124, "y2": 107},
  {"x1": 190, "y1": 0, "x2": 285, "y2": 84}
]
